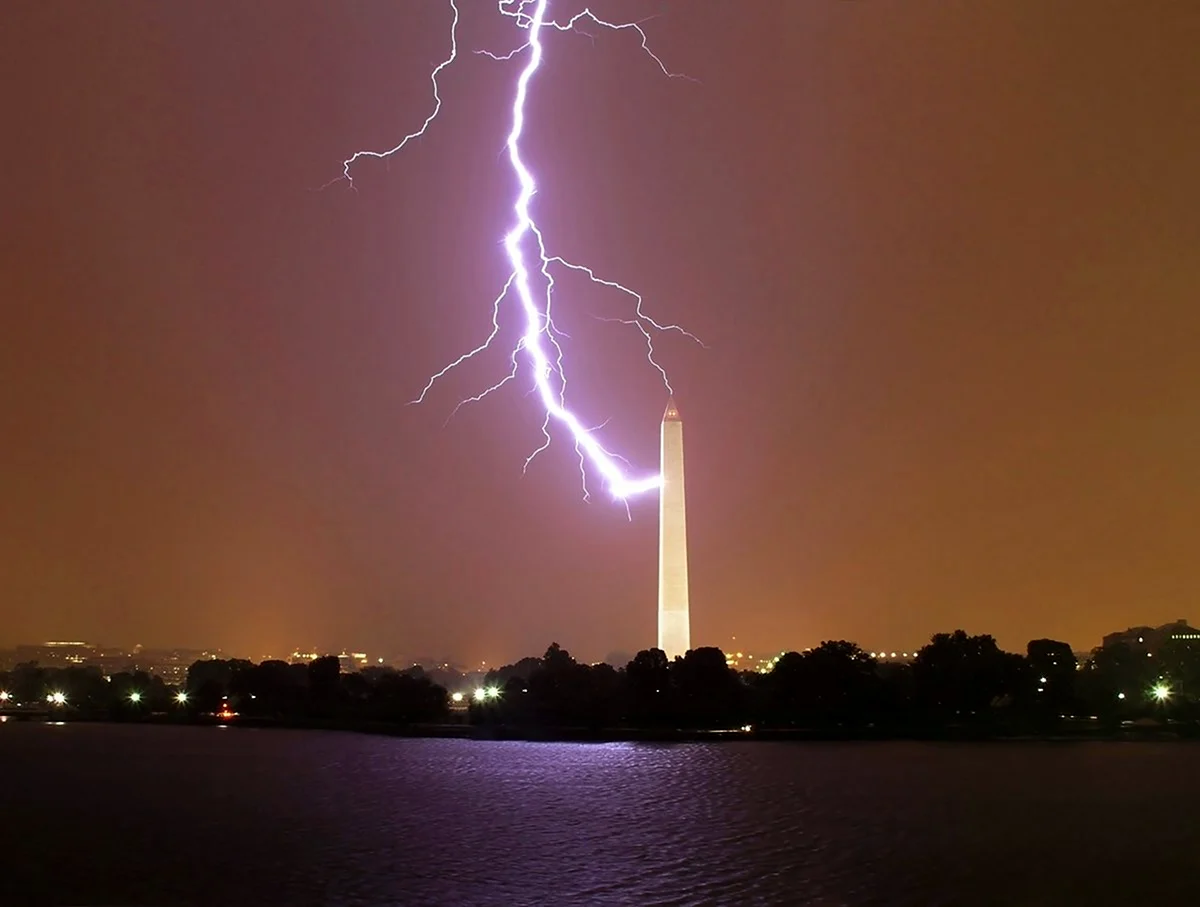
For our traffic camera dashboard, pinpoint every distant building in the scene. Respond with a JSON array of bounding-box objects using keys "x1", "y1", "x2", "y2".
[
  {"x1": 1101, "y1": 619, "x2": 1200, "y2": 654},
  {"x1": 337, "y1": 652, "x2": 369, "y2": 672},
  {"x1": 13, "y1": 642, "x2": 94, "y2": 666},
  {"x1": 724, "y1": 650, "x2": 758, "y2": 670},
  {"x1": 5, "y1": 643, "x2": 221, "y2": 682},
  {"x1": 287, "y1": 650, "x2": 371, "y2": 672},
  {"x1": 724, "y1": 648, "x2": 919, "y2": 673},
  {"x1": 130, "y1": 649, "x2": 217, "y2": 684}
]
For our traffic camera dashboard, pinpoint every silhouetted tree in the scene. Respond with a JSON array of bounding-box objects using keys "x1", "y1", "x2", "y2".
[
  {"x1": 9, "y1": 662, "x2": 48, "y2": 702},
  {"x1": 586, "y1": 662, "x2": 622, "y2": 729},
  {"x1": 107, "y1": 670, "x2": 168, "y2": 717},
  {"x1": 875, "y1": 661, "x2": 915, "y2": 723},
  {"x1": 370, "y1": 671, "x2": 448, "y2": 723},
  {"x1": 55, "y1": 666, "x2": 109, "y2": 713},
  {"x1": 497, "y1": 674, "x2": 533, "y2": 723},
  {"x1": 526, "y1": 643, "x2": 594, "y2": 726},
  {"x1": 624, "y1": 648, "x2": 672, "y2": 727},
  {"x1": 1024, "y1": 639, "x2": 1078, "y2": 724},
  {"x1": 307, "y1": 655, "x2": 342, "y2": 718},
  {"x1": 672, "y1": 647, "x2": 743, "y2": 728},
  {"x1": 757, "y1": 651, "x2": 806, "y2": 726},
  {"x1": 1079, "y1": 642, "x2": 1153, "y2": 722},
  {"x1": 186, "y1": 658, "x2": 252, "y2": 697},
  {"x1": 308, "y1": 655, "x2": 340, "y2": 694},
  {"x1": 229, "y1": 659, "x2": 307, "y2": 718},
  {"x1": 342, "y1": 670, "x2": 372, "y2": 713},
  {"x1": 803, "y1": 641, "x2": 880, "y2": 725},
  {"x1": 913, "y1": 631, "x2": 1026, "y2": 723},
  {"x1": 758, "y1": 642, "x2": 879, "y2": 727}
]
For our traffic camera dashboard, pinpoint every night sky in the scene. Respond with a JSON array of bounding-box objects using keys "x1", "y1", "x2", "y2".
[{"x1": 2, "y1": 1, "x2": 1197, "y2": 663}]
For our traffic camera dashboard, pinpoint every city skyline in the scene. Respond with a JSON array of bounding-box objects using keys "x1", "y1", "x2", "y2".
[
  {"x1": 0, "y1": 605, "x2": 1190, "y2": 667},
  {"x1": 7, "y1": 615, "x2": 1187, "y2": 672}
]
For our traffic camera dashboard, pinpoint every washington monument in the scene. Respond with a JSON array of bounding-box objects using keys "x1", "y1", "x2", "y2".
[{"x1": 658, "y1": 396, "x2": 691, "y2": 659}]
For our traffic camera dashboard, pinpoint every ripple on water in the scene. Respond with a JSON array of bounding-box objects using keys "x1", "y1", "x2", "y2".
[{"x1": 1, "y1": 726, "x2": 1199, "y2": 906}]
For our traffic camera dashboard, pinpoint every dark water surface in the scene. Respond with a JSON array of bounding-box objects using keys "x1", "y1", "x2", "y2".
[{"x1": 1, "y1": 722, "x2": 1197, "y2": 906}]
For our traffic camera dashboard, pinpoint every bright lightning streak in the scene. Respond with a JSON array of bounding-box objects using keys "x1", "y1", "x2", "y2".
[
  {"x1": 342, "y1": 0, "x2": 698, "y2": 504},
  {"x1": 500, "y1": 0, "x2": 666, "y2": 500}
]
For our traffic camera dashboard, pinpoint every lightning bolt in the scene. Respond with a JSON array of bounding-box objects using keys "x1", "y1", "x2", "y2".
[{"x1": 341, "y1": 0, "x2": 700, "y2": 505}]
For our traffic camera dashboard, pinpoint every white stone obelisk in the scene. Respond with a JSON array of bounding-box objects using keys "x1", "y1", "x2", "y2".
[{"x1": 657, "y1": 396, "x2": 690, "y2": 659}]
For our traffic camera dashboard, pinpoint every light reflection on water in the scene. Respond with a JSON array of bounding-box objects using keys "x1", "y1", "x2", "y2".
[{"x1": 1, "y1": 724, "x2": 1199, "y2": 906}]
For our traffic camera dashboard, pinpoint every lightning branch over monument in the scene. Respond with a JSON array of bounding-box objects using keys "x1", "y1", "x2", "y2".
[
  {"x1": 337, "y1": 0, "x2": 702, "y2": 510},
  {"x1": 658, "y1": 397, "x2": 690, "y2": 658}
]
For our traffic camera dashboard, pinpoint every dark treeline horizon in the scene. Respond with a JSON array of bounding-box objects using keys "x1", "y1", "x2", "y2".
[{"x1": 4, "y1": 629, "x2": 1199, "y2": 736}]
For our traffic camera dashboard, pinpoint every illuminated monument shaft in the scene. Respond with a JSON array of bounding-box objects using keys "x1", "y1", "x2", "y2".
[{"x1": 658, "y1": 397, "x2": 690, "y2": 658}]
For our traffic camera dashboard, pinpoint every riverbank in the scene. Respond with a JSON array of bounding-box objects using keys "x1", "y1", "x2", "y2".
[{"x1": 5, "y1": 711, "x2": 1198, "y2": 742}]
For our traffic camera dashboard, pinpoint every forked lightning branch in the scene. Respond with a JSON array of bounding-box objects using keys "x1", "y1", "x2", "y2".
[{"x1": 337, "y1": 0, "x2": 702, "y2": 509}]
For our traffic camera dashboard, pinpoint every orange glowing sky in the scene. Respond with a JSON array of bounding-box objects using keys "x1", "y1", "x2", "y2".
[{"x1": 2, "y1": 1, "x2": 1198, "y2": 663}]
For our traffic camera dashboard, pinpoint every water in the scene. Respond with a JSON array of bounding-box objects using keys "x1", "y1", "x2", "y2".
[{"x1": 1, "y1": 722, "x2": 1197, "y2": 906}]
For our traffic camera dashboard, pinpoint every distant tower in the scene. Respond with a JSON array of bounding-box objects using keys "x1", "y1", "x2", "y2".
[{"x1": 658, "y1": 396, "x2": 691, "y2": 659}]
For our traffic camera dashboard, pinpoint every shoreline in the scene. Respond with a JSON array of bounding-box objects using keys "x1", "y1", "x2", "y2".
[{"x1": 4, "y1": 712, "x2": 1196, "y2": 743}]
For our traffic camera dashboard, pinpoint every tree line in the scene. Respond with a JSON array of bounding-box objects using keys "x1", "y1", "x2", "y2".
[
  {"x1": 0, "y1": 657, "x2": 446, "y2": 726},
  {"x1": 3, "y1": 630, "x2": 1197, "y2": 735},
  {"x1": 471, "y1": 633, "x2": 1199, "y2": 734}
]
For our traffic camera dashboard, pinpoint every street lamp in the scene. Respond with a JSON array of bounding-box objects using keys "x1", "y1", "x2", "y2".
[
  {"x1": 0, "y1": 691, "x2": 10, "y2": 703},
  {"x1": 474, "y1": 687, "x2": 487, "y2": 702},
  {"x1": 128, "y1": 691, "x2": 142, "y2": 704},
  {"x1": 1151, "y1": 683, "x2": 1172, "y2": 703},
  {"x1": 48, "y1": 692, "x2": 66, "y2": 706},
  {"x1": 175, "y1": 691, "x2": 189, "y2": 705},
  {"x1": 451, "y1": 692, "x2": 464, "y2": 703}
]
